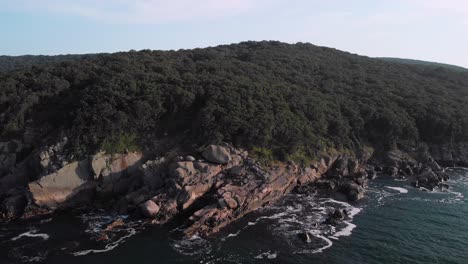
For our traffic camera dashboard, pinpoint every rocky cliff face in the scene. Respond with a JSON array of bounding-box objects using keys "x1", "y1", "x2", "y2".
[
  {"x1": 119, "y1": 144, "x2": 371, "y2": 237},
  {"x1": 429, "y1": 142, "x2": 468, "y2": 167},
  {"x1": 0, "y1": 141, "x2": 372, "y2": 237},
  {"x1": 1, "y1": 139, "x2": 461, "y2": 238}
]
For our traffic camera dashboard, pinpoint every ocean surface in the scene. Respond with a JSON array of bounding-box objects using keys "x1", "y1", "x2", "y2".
[{"x1": 1, "y1": 167, "x2": 467, "y2": 264}]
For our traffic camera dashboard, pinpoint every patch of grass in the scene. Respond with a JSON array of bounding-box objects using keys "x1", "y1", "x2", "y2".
[
  {"x1": 287, "y1": 149, "x2": 314, "y2": 166},
  {"x1": 101, "y1": 133, "x2": 140, "y2": 154},
  {"x1": 250, "y1": 147, "x2": 274, "y2": 165}
]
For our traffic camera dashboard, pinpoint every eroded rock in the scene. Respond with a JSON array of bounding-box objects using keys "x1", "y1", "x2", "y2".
[
  {"x1": 140, "y1": 200, "x2": 160, "y2": 218},
  {"x1": 29, "y1": 159, "x2": 93, "y2": 208},
  {"x1": 202, "y1": 145, "x2": 231, "y2": 164}
]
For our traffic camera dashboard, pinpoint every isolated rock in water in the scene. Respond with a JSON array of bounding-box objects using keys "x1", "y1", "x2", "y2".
[
  {"x1": 341, "y1": 182, "x2": 364, "y2": 201},
  {"x1": 324, "y1": 209, "x2": 347, "y2": 225},
  {"x1": 300, "y1": 232, "x2": 312, "y2": 243},
  {"x1": 202, "y1": 145, "x2": 231, "y2": 164},
  {"x1": 140, "y1": 200, "x2": 160, "y2": 217},
  {"x1": 28, "y1": 159, "x2": 93, "y2": 208}
]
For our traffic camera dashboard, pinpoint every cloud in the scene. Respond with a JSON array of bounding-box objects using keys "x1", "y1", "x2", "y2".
[{"x1": 5, "y1": 0, "x2": 258, "y2": 24}]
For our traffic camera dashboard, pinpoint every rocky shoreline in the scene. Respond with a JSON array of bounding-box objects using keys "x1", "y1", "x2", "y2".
[{"x1": 1, "y1": 140, "x2": 467, "y2": 241}]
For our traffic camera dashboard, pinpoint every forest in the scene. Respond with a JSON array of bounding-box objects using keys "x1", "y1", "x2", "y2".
[{"x1": 1, "y1": 41, "x2": 467, "y2": 160}]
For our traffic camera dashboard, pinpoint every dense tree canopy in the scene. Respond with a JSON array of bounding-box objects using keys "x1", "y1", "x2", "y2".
[{"x1": 1, "y1": 41, "x2": 467, "y2": 159}]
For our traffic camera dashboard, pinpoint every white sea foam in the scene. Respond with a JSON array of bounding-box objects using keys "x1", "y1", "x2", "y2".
[
  {"x1": 39, "y1": 218, "x2": 53, "y2": 224},
  {"x1": 330, "y1": 222, "x2": 357, "y2": 239},
  {"x1": 385, "y1": 186, "x2": 409, "y2": 193},
  {"x1": 347, "y1": 207, "x2": 362, "y2": 218},
  {"x1": 72, "y1": 228, "x2": 136, "y2": 256},
  {"x1": 257, "y1": 211, "x2": 288, "y2": 221},
  {"x1": 172, "y1": 235, "x2": 213, "y2": 257},
  {"x1": 254, "y1": 251, "x2": 278, "y2": 259},
  {"x1": 293, "y1": 233, "x2": 334, "y2": 255},
  {"x1": 394, "y1": 178, "x2": 407, "y2": 182},
  {"x1": 311, "y1": 235, "x2": 333, "y2": 254},
  {"x1": 321, "y1": 198, "x2": 351, "y2": 207},
  {"x1": 11, "y1": 229, "x2": 49, "y2": 241},
  {"x1": 226, "y1": 230, "x2": 241, "y2": 238}
]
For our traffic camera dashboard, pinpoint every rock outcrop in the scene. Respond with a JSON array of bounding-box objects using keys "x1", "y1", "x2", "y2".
[
  {"x1": 37, "y1": 137, "x2": 70, "y2": 174},
  {"x1": 2, "y1": 132, "x2": 465, "y2": 241},
  {"x1": 28, "y1": 159, "x2": 93, "y2": 208},
  {"x1": 24, "y1": 149, "x2": 143, "y2": 210},
  {"x1": 91, "y1": 152, "x2": 143, "y2": 195},
  {"x1": 202, "y1": 145, "x2": 231, "y2": 164},
  {"x1": 2, "y1": 142, "x2": 374, "y2": 237},
  {"x1": 429, "y1": 143, "x2": 468, "y2": 167},
  {"x1": 126, "y1": 148, "x2": 369, "y2": 237},
  {"x1": 324, "y1": 209, "x2": 348, "y2": 225},
  {"x1": 318, "y1": 155, "x2": 368, "y2": 201},
  {"x1": 369, "y1": 148, "x2": 451, "y2": 191},
  {"x1": 0, "y1": 190, "x2": 27, "y2": 219},
  {"x1": 140, "y1": 200, "x2": 160, "y2": 217}
]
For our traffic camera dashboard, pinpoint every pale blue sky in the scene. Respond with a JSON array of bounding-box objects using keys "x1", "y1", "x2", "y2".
[{"x1": 0, "y1": 0, "x2": 467, "y2": 67}]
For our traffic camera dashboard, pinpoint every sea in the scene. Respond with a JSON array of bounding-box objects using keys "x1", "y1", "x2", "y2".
[{"x1": 1, "y1": 167, "x2": 467, "y2": 264}]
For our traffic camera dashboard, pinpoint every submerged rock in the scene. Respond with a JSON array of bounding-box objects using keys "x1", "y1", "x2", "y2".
[
  {"x1": 105, "y1": 218, "x2": 125, "y2": 231},
  {"x1": 299, "y1": 232, "x2": 312, "y2": 243}
]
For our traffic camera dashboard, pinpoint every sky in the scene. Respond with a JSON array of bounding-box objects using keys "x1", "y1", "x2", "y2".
[{"x1": 0, "y1": 0, "x2": 467, "y2": 68}]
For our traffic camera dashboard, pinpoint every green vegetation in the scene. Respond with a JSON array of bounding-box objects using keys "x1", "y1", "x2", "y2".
[
  {"x1": 1, "y1": 41, "x2": 467, "y2": 158},
  {"x1": 378, "y1": 57, "x2": 468, "y2": 72},
  {"x1": 0, "y1": 54, "x2": 89, "y2": 73},
  {"x1": 100, "y1": 133, "x2": 140, "y2": 154},
  {"x1": 251, "y1": 147, "x2": 274, "y2": 163}
]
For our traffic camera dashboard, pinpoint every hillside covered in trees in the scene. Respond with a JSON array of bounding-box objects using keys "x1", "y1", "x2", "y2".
[
  {"x1": 0, "y1": 54, "x2": 89, "y2": 73},
  {"x1": 1, "y1": 41, "x2": 468, "y2": 161},
  {"x1": 378, "y1": 57, "x2": 468, "y2": 72}
]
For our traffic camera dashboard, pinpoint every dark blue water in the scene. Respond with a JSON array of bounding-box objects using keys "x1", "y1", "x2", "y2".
[{"x1": 1, "y1": 168, "x2": 467, "y2": 263}]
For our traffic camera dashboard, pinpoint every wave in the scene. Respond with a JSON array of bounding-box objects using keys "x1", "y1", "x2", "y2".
[
  {"x1": 72, "y1": 228, "x2": 136, "y2": 256},
  {"x1": 172, "y1": 235, "x2": 213, "y2": 257},
  {"x1": 385, "y1": 186, "x2": 409, "y2": 193},
  {"x1": 330, "y1": 222, "x2": 357, "y2": 239},
  {"x1": 254, "y1": 251, "x2": 278, "y2": 259},
  {"x1": 251, "y1": 195, "x2": 363, "y2": 255},
  {"x1": 294, "y1": 234, "x2": 334, "y2": 254},
  {"x1": 11, "y1": 229, "x2": 49, "y2": 241}
]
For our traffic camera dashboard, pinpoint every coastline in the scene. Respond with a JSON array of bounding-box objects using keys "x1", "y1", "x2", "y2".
[{"x1": 1, "y1": 141, "x2": 465, "y2": 240}]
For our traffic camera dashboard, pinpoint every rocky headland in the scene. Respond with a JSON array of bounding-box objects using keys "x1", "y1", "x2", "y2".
[{"x1": 1, "y1": 138, "x2": 467, "y2": 240}]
